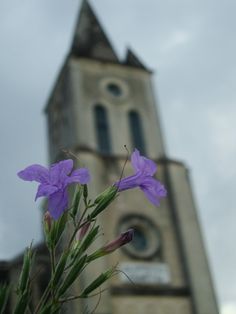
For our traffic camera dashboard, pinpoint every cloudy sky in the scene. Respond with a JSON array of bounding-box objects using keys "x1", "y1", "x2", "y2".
[{"x1": 0, "y1": 0, "x2": 235, "y2": 313}]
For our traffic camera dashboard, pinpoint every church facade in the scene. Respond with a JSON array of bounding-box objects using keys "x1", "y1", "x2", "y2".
[{"x1": 0, "y1": 1, "x2": 219, "y2": 313}]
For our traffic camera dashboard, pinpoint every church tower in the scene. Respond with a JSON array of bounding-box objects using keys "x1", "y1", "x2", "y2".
[{"x1": 45, "y1": 1, "x2": 219, "y2": 313}]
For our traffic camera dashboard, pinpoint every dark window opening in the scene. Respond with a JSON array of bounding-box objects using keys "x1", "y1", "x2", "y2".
[
  {"x1": 129, "y1": 111, "x2": 146, "y2": 154},
  {"x1": 131, "y1": 227, "x2": 148, "y2": 251},
  {"x1": 94, "y1": 105, "x2": 112, "y2": 154},
  {"x1": 106, "y1": 83, "x2": 122, "y2": 97}
]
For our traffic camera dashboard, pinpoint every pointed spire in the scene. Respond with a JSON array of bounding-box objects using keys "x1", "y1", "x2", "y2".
[
  {"x1": 124, "y1": 48, "x2": 148, "y2": 70},
  {"x1": 71, "y1": 0, "x2": 119, "y2": 63}
]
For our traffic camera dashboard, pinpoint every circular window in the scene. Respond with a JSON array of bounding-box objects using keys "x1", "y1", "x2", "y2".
[
  {"x1": 106, "y1": 83, "x2": 122, "y2": 97},
  {"x1": 100, "y1": 77, "x2": 129, "y2": 100},
  {"x1": 118, "y1": 215, "x2": 161, "y2": 259},
  {"x1": 131, "y1": 227, "x2": 148, "y2": 251}
]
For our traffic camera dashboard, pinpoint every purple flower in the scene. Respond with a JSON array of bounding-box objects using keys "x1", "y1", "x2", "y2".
[
  {"x1": 18, "y1": 159, "x2": 90, "y2": 220},
  {"x1": 115, "y1": 149, "x2": 167, "y2": 206},
  {"x1": 86, "y1": 229, "x2": 134, "y2": 262},
  {"x1": 103, "y1": 229, "x2": 134, "y2": 253}
]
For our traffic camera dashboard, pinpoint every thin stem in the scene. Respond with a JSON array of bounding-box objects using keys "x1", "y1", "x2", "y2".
[
  {"x1": 67, "y1": 205, "x2": 89, "y2": 249},
  {"x1": 116, "y1": 145, "x2": 130, "y2": 191},
  {"x1": 58, "y1": 288, "x2": 107, "y2": 304},
  {"x1": 90, "y1": 288, "x2": 102, "y2": 314},
  {"x1": 34, "y1": 281, "x2": 51, "y2": 314},
  {"x1": 34, "y1": 246, "x2": 57, "y2": 314},
  {"x1": 50, "y1": 247, "x2": 56, "y2": 304},
  {"x1": 50, "y1": 249, "x2": 56, "y2": 274}
]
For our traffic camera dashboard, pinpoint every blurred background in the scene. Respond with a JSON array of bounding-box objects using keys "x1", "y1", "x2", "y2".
[{"x1": 0, "y1": 0, "x2": 235, "y2": 313}]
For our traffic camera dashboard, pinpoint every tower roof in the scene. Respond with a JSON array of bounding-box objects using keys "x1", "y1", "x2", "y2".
[
  {"x1": 124, "y1": 48, "x2": 148, "y2": 70},
  {"x1": 71, "y1": 0, "x2": 119, "y2": 63}
]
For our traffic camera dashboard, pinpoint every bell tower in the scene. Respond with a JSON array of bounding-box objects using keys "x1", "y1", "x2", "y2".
[{"x1": 45, "y1": 1, "x2": 219, "y2": 313}]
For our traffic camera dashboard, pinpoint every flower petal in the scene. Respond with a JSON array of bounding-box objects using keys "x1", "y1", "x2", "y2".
[
  {"x1": 131, "y1": 149, "x2": 157, "y2": 176},
  {"x1": 17, "y1": 165, "x2": 49, "y2": 183},
  {"x1": 141, "y1": 186, "x2": 160, "y2": 206},
  {"x1": 49, "y1": 159, "x2": 74, "y2": 186},
  {"x1": 66, "y1": 168, "x2": 91, "y2": 185},
  {"x1": 130, "y1": 149, "x2": 141, "y2": 172},
  {"x1": 140, "y1": 177, "x2": 167, "y2": 206},
  {"x1": 115, "y1": 173, "x2": 141, "y2": 191},
  {"x1": 35, "y1": 184, "x2": 58, "y2": 200},
  {"x1": 48, "y1": 190, "x2": 69, "y2": 220}
]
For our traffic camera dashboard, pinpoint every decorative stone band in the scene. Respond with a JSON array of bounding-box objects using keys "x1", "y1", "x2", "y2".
[{"x1": 119, "y1": 262, "x2": 171, "y2": 285}]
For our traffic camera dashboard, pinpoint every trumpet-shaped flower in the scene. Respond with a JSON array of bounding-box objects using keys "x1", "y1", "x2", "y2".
[
  {"x1": 18, "y1": 159, "x2": 90, "y2": 220},
  {"x1": 103, "y1": 229, "x2": 134, "y2": 253},
  {"x1": 115, "y1": 149, "x2": 166, "y2": 206},
  {"x1": 88, "y1": 229, "x2": 134, "y2": 261}
]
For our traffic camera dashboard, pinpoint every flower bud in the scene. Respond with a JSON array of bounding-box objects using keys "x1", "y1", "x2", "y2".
[
  {"x1": 91, "y1": 186, "x2": 117, "y2": 219},
  {"x1": 44, "y1": 211, "x2": 52, "y2": 232},
  {"x1": 76, "y1": 221, "x2": 91, "y2": 241},
  {"x1": 103, "y1": 229, "x2": 134, "y2": 253},
  {"x1": 86, "y1": 229, "x2": 134, "y2": 263}
]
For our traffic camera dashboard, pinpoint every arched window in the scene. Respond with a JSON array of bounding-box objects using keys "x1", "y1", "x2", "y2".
[
  {"x1": 129, "y1": 110, "x2": 146, "y2": 154},
  {"x1": 94, "y1": 105, "x2": 112, "y2": 154}
]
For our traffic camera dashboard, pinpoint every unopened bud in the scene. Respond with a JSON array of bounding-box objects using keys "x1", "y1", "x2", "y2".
[
  {"x1": 76, "y1": 221, "x2": 91, "y2": 241},
  {"x1": 44, "y1": 211, "x2": 52, "y2": 232},
  {"x1": 86, "y1": 229, "x2": 134, "y2": 263},
  {"x1": 103, "y1": 229, "x2": 134, "y2": 253},
  {"x1": 91, "y1": 186, "x2": 117, "y2": 219}
]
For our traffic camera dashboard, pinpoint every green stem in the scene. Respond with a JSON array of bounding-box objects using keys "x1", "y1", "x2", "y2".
[
  {"x1": 67, "y1": 206, "x2": 89, "y2": 249},
  {"x1": 34, "y1": 281, "x2": 51, "y2": 314},
  {"x1": 58, "y1": 287, "x2": 107, "y2": 304},
  {"x1": 50, "y1": 247, "x2": 56, "y2": 305},
  {"x1": 35, "y1": 247, "x2": 57, "y2": 313},
  {"x1": 50, "y1": 248, "x2": 56, "y2": 275}
]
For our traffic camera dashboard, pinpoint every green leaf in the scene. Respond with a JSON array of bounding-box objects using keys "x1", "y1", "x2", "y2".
[
  {"x1": 94, "y1": 186, "x2": 116, "y2": 204},
  {"x1": 90, "y1": 186, "x2": 117, "y2": 219},
  {"x1": 17, "y1": 246, "x2": 34, "y2": 294},
  {"x1": 81, "y1": 268, "x2": 115, "y2": 297},
  {"x1": 71, "y1": 186, "x2": 83, "y2": 218},
  {"x1": 13, "y1": 290, "x2": 30, "y2": 314},
  {"x1": 14, "y1": 245, "x2": 35, "y2": 314},
  {"x1": 48, "y1": 213, "x2": 68, "y2": 248},
  {"x1": 86, "y1": 250, "x2": 104, "y2": 263},
  {"x1": 83, "y1": 184, "x2": 88, "y2": 200},
  {"x1": 73, "y1": 225, "x2": 99, "y2": 262},
  {"x1": 55, "y1": 212, "x2": 68, "y2": 245},
  {"x1": 52, "y1": 251, "x2": 70, "y2": 287},
  {"x1": 0, "y1": 284, "x2": 10, "y2": 314},
  {"x1": 38, "y1": 304, "x2": 52, "y2": 314},
  {"x1": 39, "y1": 303, "x2": 60, "y2": 314},
  {"x1": 80, "y1": 225, "x2": 99, "y2": 252},
  {"x1": 57, "y1": 255, "x2": 87, "y2": 297}
]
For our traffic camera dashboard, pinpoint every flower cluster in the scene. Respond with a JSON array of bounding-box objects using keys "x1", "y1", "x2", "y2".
[
  {"x1": 18, "y1": 149, "x2": 166, "y2": 220},
  {"x1": 3, "y1": 149, "x2": 167, "y2": 314}
]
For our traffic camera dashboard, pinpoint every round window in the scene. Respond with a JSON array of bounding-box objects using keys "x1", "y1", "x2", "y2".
[
  {"x1": 131, "y1": 227, "x2": 148, "y2": 251},
  {"x1": 106, "y1": 83, "x2": 122, "y2": 97},
  {"x1": 118, "y1": 215, "x2": 161, "y2": 259},
  {"x1": 100, "y1": 77, "x2": 129, "y2": 100}
]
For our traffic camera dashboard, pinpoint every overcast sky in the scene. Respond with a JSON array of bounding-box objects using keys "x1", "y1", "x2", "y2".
[{"x1": 0, "y1": 1, "x2": 235, "y2": 313}]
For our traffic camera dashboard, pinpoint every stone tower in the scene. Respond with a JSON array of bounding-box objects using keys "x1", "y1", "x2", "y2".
[{"x1": 45, "y1": 1, "x2": 219, "y2": 313}]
